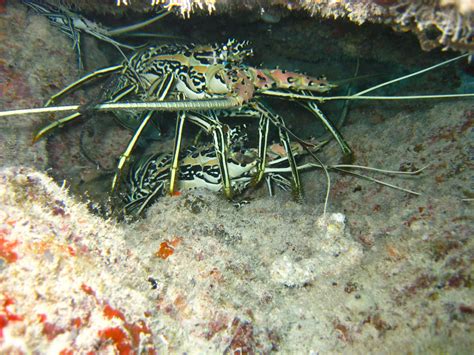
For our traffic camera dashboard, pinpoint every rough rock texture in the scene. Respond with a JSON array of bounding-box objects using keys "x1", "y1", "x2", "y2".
[
  {"x1": 0, "y1": 1, "x2": 110, "y2": 174},
  {"x1": 0, "y1": 168, "x2": 158, "y2": 353},
  {"x1": 52, "y1": 0, "x2": 473, "y2": 51},
  {"x1": 299, "y1": 0, "x2": 473, "y2": 51},
  {"x1": 1, "y1": 1, "x2": 473, "y2": 353},
  {"x1": 1, "y1": 106, "x2": 473, "y2": 352}
]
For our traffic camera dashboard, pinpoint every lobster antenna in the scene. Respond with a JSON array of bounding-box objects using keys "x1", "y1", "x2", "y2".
[
  {"x1": 120, "y1": 33, "x2": 188, "y2": 41},
  {"x1": 331, "y1": 73, "x2": 381, "y2": 86},
  {"x1": 332, "y1": 164, "x2": 429, "y2": 175},
  {"x1": 318, "y1": 155, "x2": 331, "y2": 217},
  {"x1": 266, "y1": 163, "x2": 424, "y2": 196},
  {"x1": 335, "y1": 57, "x2": 359, "y2": 129},
  {"x1": 0, "y1": 97, "x2": 242, "y2": 118},
  {"x1": 262, "y1": 53, "x2": 473, "y2": 102},
  {"x1": 107, "y1": 9, "x2": 171, "y2": 36},
  {"x1": 292, "y1": 134, "x2": 331, "y2": 217},
  {"x1": 353, "y1": 53, "x2": 470, "y2": 97},
  {"x1": 331, "y1": 168, "x2": 422, "y2": 195},
  {"x1": 262, "y1": 91, "x2": 474, "y2": 102}
]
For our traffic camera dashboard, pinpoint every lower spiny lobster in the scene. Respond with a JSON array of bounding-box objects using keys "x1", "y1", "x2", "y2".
[{"x1": 124, "y1": 124, "x2": 424, "y2": 216}]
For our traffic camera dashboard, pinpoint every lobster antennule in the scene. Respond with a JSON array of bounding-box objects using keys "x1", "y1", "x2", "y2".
[{"x1": 251, "y1": 68, "x2": 336, "y2": 92}]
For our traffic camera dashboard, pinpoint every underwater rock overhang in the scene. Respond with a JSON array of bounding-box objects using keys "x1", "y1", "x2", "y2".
[{"x1": 50, "y1": 0, "x2": 473, "y2": 52}]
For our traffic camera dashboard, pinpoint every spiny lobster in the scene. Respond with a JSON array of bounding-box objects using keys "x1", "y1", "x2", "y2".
[
  {"x1": 1, "y1": 27, "x2": 471, "y2": 208},
  {"x1": 123, "y1": 124, "x2": 424, "y2": 216},
  {"x1": 33, "y1": 39, "x2": 344, "y2": 202}
]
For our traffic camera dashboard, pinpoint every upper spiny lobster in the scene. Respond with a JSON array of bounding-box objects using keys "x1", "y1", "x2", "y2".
[{"x1": 34, "y1": 39, "x2": 342, "y2": 202}]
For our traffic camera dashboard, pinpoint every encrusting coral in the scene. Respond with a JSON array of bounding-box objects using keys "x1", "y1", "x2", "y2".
[
  {"x1": 51, "y1": 0, "x2": 473, "y2": 51},
  {"x1": 298, "y1": 0, "x2": 473, "y2": 51}
]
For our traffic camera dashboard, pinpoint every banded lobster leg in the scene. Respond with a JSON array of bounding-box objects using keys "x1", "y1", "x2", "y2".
[
  {"x1": 44, "y1": 65, "x2": 124, "y2": 107},
  {"x1": 213, "y1": 102, "x2": 302, "y2": 200},
  {"x1": 169, "y1": 109, "x2": 234, "y2": 199},
  {"x1": 123, "y1": 124, "x2": 254, "y2": 216},
  {"x1": 23, "y1": 0, "x2": 84, "y2": 69},
  {"x1": 122, "y1": 134, "x2": 424, "y2": 216},
  {"x1": 211, "y1": 101, "x2": 348, "y2": 198},
  {"x1": 209, "y1": 106, "x2": 270, "y2": 195},
  {"x1": 124, "y1": 152, "x2": 172, "y2": 215},
  {"x1": 111, "y1": 73, "x2": 175, "y2": 192},
  {"x1": 216, "y1": 103, "x2": 351, "y2": 191},
  {"x1": 35, "y1": 65, "x2": 176, "y2": 194},
  {"x1": 251, "y1": 101, "x2": 303, "y2": 201},
  {"x1": 34, "y1": 65, "x2": 125, "y2": 141},
  {"x1": 299, "y1": 93, "x2": 353, "y2": 158}
]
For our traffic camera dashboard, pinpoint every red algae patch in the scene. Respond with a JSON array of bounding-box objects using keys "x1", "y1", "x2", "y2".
[
  {"x1": 155, "y1": 237, "x2": 182, "y2": 259},
  {"x1": 0, "y1": 295, "x2": 24, "y2": 339},
  {"x1": 0, "y1": 168, "x2": 158, "y2": 353}
]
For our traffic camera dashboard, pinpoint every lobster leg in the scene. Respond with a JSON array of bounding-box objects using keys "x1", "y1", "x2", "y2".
[
  {"x1": 169, "y1": 110, "x2": 186, "y2": 196},
  {"x1": 135, "y1": 180, "x2": 167, "y2": 215},
  {"x1": 34, "y1": 83, "x2": 134, "y2": 142},
  {"x1": 111, "y1": 110, "x2": 154, "y2": 192},
  {"x1": 252, "y1": 105, "x2": 270, "y2": 187},
  {"x1": 124, "y1": 152, "x2": 171, "y2": 215},
  {"x1": 111, "y1": 73, "x2": 174, "y2": 192},
  {"x1": 265, "y1": 173, "x2": 293, "y2": 195},
  {"x1": 45, "y1": 65, "x2": 124, "y2": 106},
  {"x1": 23, "y1": 1, "x2": 169, "y2": 68},
  {"x1": 215, "y1": 106, "x2": 269, "y2": 188},
  {"x1": 169, "y1": 111, "x2": 233, "y2": 199},
  {"x1": 300, "y1": 98, "x2": 353, "y2": 158},
  {"x1": 22, "y1": 0, "x2": 85, "y2": 69},
  {"x1": 106, "y1": 9, "x2": 171, "y2": 36},
  {"x1": 191, "y1": 112, "x2": 233, "y2": 198},
  {"x1": 254, "y1": 101, "x2": 303, "y2": 201}
]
